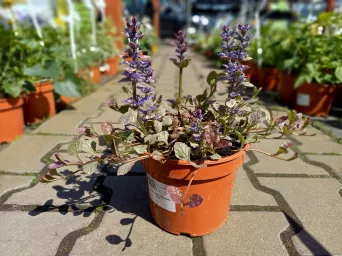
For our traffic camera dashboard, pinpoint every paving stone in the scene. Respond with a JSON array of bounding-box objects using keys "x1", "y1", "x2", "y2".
[
  {"x1": 71, "y1": 91, "x2": 112, "y2": 114},
  {"x1": 33, "y1": 111, "x2": 95, "y2": 135},
  {"x1": 6, "y1": 160, "x2": 102, "y2": 208},
  {"x1": 231, "y1": 156, "x2": 277, "y2": 206},
  {"x1": 294, "y1": 126, "x2": 342, "y2": 154},
  {"x1": 71, "y1": 211, "x2": 193, "y2": 256},
  {"x1": 0, "y1": 135, "x2": 71, "y2": 173},
  {"x1": 259, "y1": 177, "x2": 342, "y2": 255},
  {"x1": 85, "y1": 108, "x2": 125, "y2": 123},
  {"x1": 0, "y1": 175, "x2": 34, "y2": 197},
  {"x1": 0, "y1": 211, "x2": 93, "y2": 256},
  {"x1": 71, "y1": 175, "x2": 192, "y2": 256},
  {"x1": 251, "y1": 139, "x2": 327, "y2": 175},
  {"x1": 304, "y1": 154, "x2": 342, "y2": 176},
  {"x1": 203, "y1": 212, "x2": 288, "y2": 256}
]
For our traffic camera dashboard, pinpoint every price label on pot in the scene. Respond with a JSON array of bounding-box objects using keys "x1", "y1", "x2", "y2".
[
  {"x1": 147, "y1": 174, "x2": 176, "y2": 212},
  {"x1": 297, "y1": 93, "x2": 310, "y2": 106}
]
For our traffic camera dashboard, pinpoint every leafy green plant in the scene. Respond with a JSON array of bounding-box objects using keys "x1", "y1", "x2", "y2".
[{"x1": 41, "y1": 19, "x2": 312, "y2": 216}]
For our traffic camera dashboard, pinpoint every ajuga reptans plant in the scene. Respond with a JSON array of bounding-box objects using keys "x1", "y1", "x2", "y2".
[{"x1": 41, "y1": 18, "x2": 312, "y2": 215}]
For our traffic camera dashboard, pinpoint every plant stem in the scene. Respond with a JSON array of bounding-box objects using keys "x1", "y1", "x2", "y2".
[
  {"x1": 180, "y1": 168, "x2": 199, "y2": 215},
  {"x1": 177, "y1": 68, "x2": 183, "y2": 117},
  {"x1": 132, "y1": 82, "x2": 137, "y2": 101}
]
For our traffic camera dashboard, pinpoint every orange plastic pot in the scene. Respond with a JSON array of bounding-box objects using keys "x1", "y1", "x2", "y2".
[
  {"x1": 295, "y1": 82, "x2": 340, "y2": 117},
  {"x1": 242, "y1": 60, "x2": 257, "y2": 80},
  {"x1": 104, "y1": 57, "x2": 118, "y2": 75},
  {"x1": 278, "y1": 72, "x2": 295, "y2": 107},
  {"x1": 142, "y1": 144, "x2": 250, "y2": 237},
  {"x1": 0, "y1": 97, "x2": 24, "y2": 143},
  {"x1": 90, "y1": 66, "x2": 101, "y2": 84},
  {"x1": 258, "y1": 68, "x2": 279, "y2": 91},
  {"x1": 23, "y1": 80, "x2": 56, "y2": 124}
]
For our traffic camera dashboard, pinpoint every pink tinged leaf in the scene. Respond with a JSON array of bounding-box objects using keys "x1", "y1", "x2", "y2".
[
  {"x1": 188, "y1": 194, "x2": 203, "y2": 208},
  {"x1": 280, "y1": 141, "x2": 294, "y2": 149},
  {"x1": 166, "y1": 186, "x2": 184, "y2": 204},
  {"x1": 48, "y1": 161, "x2": 65, "y2": 169},
  {"x1": 124, "y1": 67, "x2": 136, "y2": 72},
  {"x1": 101, "y1": 122, "x2": 113, "y2": 135},
  {"x1": 140, "y1": 55, "x2": 151, "y2": 60},
  {"x1": 216, "y1": 139, "x2": 232, "y2": 149}
]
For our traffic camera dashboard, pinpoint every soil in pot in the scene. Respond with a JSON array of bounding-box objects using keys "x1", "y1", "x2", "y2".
[
  {"x1": 278, "y1": 72, "x2": 295, "y2": 107},
  {"x1": 24, "y1": 80, "x2": 56, "y2": 124},
  {"x1": 258, "y1": 68, "x2": 279, "y2": 91},
  {"x1": 142, "y1": 144, "x2": 249, "y2": 237},
  {"x1": 295, "y1": 82, "x2": 340, "y2": 117},
  {"x1": 0, "y1": 97, "x2": 24, "y2": 143},
  {"x1": 104, "y1": 57, "x2": 118, "y2": 75}
]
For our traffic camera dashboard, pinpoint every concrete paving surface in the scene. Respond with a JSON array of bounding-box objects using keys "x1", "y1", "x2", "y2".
[{"x1": 0, "y1": 46, "x2": 342, "y2": 256}]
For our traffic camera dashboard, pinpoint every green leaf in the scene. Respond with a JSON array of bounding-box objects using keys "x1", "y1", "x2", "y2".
[
  {"x1": 144, "y1": 134, "x2": 158, "y2": 145},
  {"x1": 151, "y1": 150, "x2": 164, "y2": 161},
  {"x1": 54, "y1": 79, "x2": 81, "y2": 97},
  {"x1": 117, "y1": 160, "x2": 137, "y2": 175},
  {"x1": 243, "y1": 81, "x2": 254, "y2": 87},
  {"x1": 210, "y1": 153, "x2": 222, "y2": 160},
  {"x1": 24, "y1": 62, "x2": 59, "y2": 79},
  {"x1": 234, "y1": 131, "x2": 246, "y2": 150},
  {"x1": 83, "y1": 162, "x2": 98, "y2": 174},
  {"x1": 335, "y1": 67, "x2": 342, "y2": 82},
  {"x1": 153, "y1": 120, "x2": 163, "y2": 133},
  {"x1": 189, "y1": 141, "x2": 199, "y2": 148},
  {"x1": 23, "y1": 80, "x2": 36, "y2": 92},
  {"x1": 81, "y1": 139, "x2": 96, "y2": 154},
  {"x1": 68, "y1": 137, "x2": 81, "y2": 156},
  {"x1": 174, "y1": 142, "x2": 191, "y2": 162},
  {"x1": 294, "y1": 75, "x2": 307, "y2": 89},
  {"x1": 157, "y1": 131, "x2": 169, "y2": 145},
  {"x1": 162, "y1": 116, "x2": 173, "y2": 126},
  {"x1": 206, "y1": 71, "x2": 217, "y2": 86},
  {"x1": 3, "y1": 82, "x2": 22, "y2": 97},
  {"x1": 133, "y1": 145, "x2": 148, "y2": 154},
  {"x1": 119, "y1": 108, "x2": 137, "y2": 126}
]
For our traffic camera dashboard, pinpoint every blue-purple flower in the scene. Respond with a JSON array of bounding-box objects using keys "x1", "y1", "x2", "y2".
[{"x1": 170, "y1": 31, "x2": 188, "y2": 64}]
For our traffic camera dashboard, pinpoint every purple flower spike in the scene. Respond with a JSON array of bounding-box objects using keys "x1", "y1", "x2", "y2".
[{"x1": 170, "y1": 31, "x2": 188, "y2": 63}]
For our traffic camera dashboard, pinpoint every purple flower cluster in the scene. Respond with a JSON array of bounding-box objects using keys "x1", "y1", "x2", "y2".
[
  {"x1": 218, "y1": 24, "x2": 252, "y2": 100},
  {"x1": 170, "y1": 31, "x2": 187, "y2": 63},
  {"x1": 119, "y1": 17, "x2": 159, "y2": 122},
  {"x1": 190, "y1": 109, "x2": 205, "y2": 141}
]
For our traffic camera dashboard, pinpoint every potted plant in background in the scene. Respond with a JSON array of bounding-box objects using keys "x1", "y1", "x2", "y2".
[
  {"x1": 0, "y1": 27, "x2": 35, "y2": 142},
  {"x1": 290, "y1": 12, "x2": 342, "y2": 117},
  {"x1": 248, "y1": 24, "x2": 281, "y2": 91},
  {"x1": 41, "y1": 18, "x2": 310, "y2": 236},
  {"x1": 97, "y1": 19, "x2": 118, "y2": 76}
]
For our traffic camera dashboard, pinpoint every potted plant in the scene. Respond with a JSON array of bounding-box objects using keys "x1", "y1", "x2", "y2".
[
  {"x1": 0, "y1": 26, "x2": 35, "y2": 142},
  {"x1": 248, "y1": 24, "x2": 281, "y2": 91},
  {"x1": 97, "y1": 19, "x2": 118, "y2": 76},
  {"x1": 40, "y1": 18, "x2": 310, "y2": 236},
  {"x1": 291, "y1": 13, "x2": 342, "y2": 117}
]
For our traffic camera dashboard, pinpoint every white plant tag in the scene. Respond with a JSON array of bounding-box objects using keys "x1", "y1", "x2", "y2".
[
  {"x1": 297, "y1": 93, "x2": 310, "y2": 106},
  {"x1": 147, "y1": 174, "x2": 176, "y2": 212},
  {"x1": 90, "y1": 71, "x2": 94, "y2": 78}
]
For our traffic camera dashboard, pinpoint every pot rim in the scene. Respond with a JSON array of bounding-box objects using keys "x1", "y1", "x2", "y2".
[{"x1": 160, "y1": 143, "x2": 250, "y2": 166}]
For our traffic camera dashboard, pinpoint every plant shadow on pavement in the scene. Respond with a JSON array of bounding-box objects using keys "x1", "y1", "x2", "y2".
[{"x1": 28, "y1": 168, "x2": 112, "y2": 217}]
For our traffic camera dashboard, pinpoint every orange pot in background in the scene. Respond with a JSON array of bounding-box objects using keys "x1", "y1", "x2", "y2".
[
  {"x1": 105, "y1": 57, "x2": 118, "y2": 75},
  {"x1": 258, "y1": 68, "x2": 279, "y2": 91},
  {"x1": 91, "y1": 66, "x2": 101, "y2": 84},
  {"x1": 242, "y1": 60, "x2": 257, "y2": 81},
  {"x1": 142, "y1": 144, "x2": 250, "y2": 237},
  {"x1": 0, "y1": 97, "x2": 24, "y2": 143},
  {"x1": 278, "y1": 72, "x2": 295, "y2": 107},
  {"x1": 24, "y1": 80, "x2": 56, "y2": 124},
  {"x1": 295, "y1": 82, "x2": 340, "y2": 117}
]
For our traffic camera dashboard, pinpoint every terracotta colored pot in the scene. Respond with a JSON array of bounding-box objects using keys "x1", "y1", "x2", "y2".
[
  {"x1": 90, "y1": 66, "x2": 101, "y2": 84},
  {"x1": 278, "y1": 72, "x2": 295, "y2": 106},
  {"x1": 24, "y1": 80, "x2": 56, "y2": 124},
  {"x1": 242, "y1": 60, "x2": 257, "y2": 81},
  {"x1": 0, "y1": 97, "x2": 24, "y2": 143},
  {"x1": 258, "y1": 68, "x2": 279, "y2": 91},
  {"x1": 295, "y1": 82, "x2": 340, "y2": 117},
  {"x1": 142, "y1": 144, "x2": 250, "y2": 237},
  {"x1": 104, "y1": 57, "x2": 118, "y2": 75}
]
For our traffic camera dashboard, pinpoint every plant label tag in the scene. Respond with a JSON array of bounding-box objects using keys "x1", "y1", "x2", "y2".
[
  {"x1": 90, "y1": 71, "x2": 94, "y2": 78},
  {"x1": 147, "y1": 174, "x2": 176, "y2": 212},
  {"x1": 297, "y1": 94, "x2": 310, "y2": 106}
]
